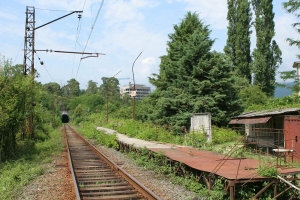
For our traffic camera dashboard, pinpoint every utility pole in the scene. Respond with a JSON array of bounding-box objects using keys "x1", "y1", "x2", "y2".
[
  {"x1": 23, "y1": 6, "x2": 35, "y2": 138},
  {"x1": 131, "y1": 51, "x2": 143, "y2": 120},
  {"x1": 23, "y1": 6, "x2": 83, "y2": 138}
]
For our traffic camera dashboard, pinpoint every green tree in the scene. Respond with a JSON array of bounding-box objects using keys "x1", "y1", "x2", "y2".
[
  {"x1": 239, "y1": 85, "x2": 268, "y2": 109},
  {"x1": 86, "y1": 80, "x2": 98, "y2": 95},
  {"x1": 66, "y1": 78, "x2": 80, "y2": 97},
  {"x1": 0, "y1": 61, "x2": 33, "y2": 159},
  {"x1": 43, "y1": 82, "x2": 61, "y2": 96},
  {"x1": 148, "y1": 12, "x2": 243, "y2": 128},
  {"x1": 252, "y1": 0, "x2": 282, "y2": 96},
  {"x1": 224, "y1": 0, "x2": 252, "y2": 83},
  {"x1": 99, "y1": 77, "x2": 120, "y2": 101}
]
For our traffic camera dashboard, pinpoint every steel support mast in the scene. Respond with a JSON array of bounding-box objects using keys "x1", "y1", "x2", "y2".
[{"x1": 23, "y1": 6, "x2": 35, "y2": 138}]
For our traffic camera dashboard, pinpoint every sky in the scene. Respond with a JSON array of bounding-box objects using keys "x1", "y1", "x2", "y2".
[{"x1": 0, "y1": 0, "x2": 298, "y2": 89}]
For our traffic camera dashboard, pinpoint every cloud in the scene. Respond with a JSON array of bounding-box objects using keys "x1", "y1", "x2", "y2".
[
  {"x1": 0, "y1": 11, "x2": 17, "y2": 20},
  {"x1": 142, "y1": 56, "x2": 155, "y2": 65},
  {"x1": 182, "y1": 0, "x2": 228, "y2": 29},
  {"x1": 131, "y1": 0, "x2": 159, "y2": 8},
  {"x1": 274, "y1": 14, "x2": 299, "y2": 79},
  {"x1": 103, "y1": 0, "x2": 160, "y2": 27}
]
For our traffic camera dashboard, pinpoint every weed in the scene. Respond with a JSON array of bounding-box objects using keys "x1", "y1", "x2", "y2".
[
  {"x1": 0, "y1": 128, "x2": 63, "y2": 200},
  {"x1": 256, "y1": 160, "x2": 278, "y2": 178}
]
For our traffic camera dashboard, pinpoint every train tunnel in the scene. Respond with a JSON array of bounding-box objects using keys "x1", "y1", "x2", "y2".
[{"x1": 61, "y1": 113, "x2": 69, "y2": 123}]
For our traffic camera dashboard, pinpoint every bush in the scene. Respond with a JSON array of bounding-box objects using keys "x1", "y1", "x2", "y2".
[
  {"x1": 212, "y1": 126, "x2": 239, "y2": 144},
  {"x1": 256, "y1": 161, "x2": 278, "y2": 178}
]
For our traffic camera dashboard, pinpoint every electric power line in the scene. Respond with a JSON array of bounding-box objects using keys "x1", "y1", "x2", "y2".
[
  {"x1": 35, "y1": 8, "x2": 74, "y2": 12},
  {"x1": 13, "y1": 41, "x2": 23, "y2": 66},
  {"x1": 75, "y1": 0, "x2": 104, "y2": 79},
  {"x1": 71, "y1": 0, "x2": 87, "y2": 78},
  {"x1": 34, "y1": 51, "x2": 55, "y2": 82}
]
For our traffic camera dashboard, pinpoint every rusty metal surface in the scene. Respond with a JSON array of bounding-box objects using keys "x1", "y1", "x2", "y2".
[
  {"x1": 229, "y1": 116, "x2": 271, "y2": 124},
  {"x1": 149, "y1": 146, "x2": 300, "y2": 180},
  {"x1": 232, "y1": 108, "x2": 300, "y2": 119},
  {"x1": 64, "y1": 125, "x2": 161, "y2": 200},
  {"x1": 284, "y1": 116, "x2": 300, "y2": 161}
]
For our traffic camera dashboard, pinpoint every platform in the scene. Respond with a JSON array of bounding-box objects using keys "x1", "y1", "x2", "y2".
[{"x1": 96, "y1": 127, "x2": 300, "y2": 181}]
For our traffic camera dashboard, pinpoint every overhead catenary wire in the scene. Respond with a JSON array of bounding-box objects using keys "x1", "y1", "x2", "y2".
[
  {"x1": 35, "y1": 8, "x2": 75, "y2": 12},
  {"x1": 13, "y1": 41, "x2": 23, "y2": 66},
  {"x1": 72, "y1": 0, "x2": 86, "y2": 78},
  {"x1": 75, "y1": 0, "x2": 104, "y2": 79},
  {"x1": 34, "y1": 51, "x2": 55, "y2": 82}
]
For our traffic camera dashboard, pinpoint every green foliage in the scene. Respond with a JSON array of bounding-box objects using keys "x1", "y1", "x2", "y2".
[
  {"x1": 66, "y1": 78, "x2": 80, "y2": 97},
  {"x1": 126, "y1": 147, "x2": 226, "y2": 199},
  {"x1": 239, "y1": 85, "x2": 269, "y2": 109},
  {"x1": 42, "y1": 82, "x2": 61, "y2": 96},
  {"x1": 148, "y1": 12, "x2": 243, "y2": 128},
  {"x1": 77, "y1": 122, "x2": 118, "y2": 149},
  {"x1": 256, "y1": 161, "x2": 278, "y2": 178},
  {"x1": 246, "y1": 94, "x2": 300, "y2": 111},
  {"x1": 225, "y1": 0, "x2": 252, "y2": 83},
  {"x1": 111, "y1": 119, "x2": 182, "y2": 144},
  {"x1": 0, "y1": 61, "x2": 32, "y2": 160},
  {"x1": 183, "y1": 131, "x2": 207, "y2": 148},
  {"x1": 85, "y1": 80, "x2": 98, "y2": 95},
  {"x1": 212, "y1": 126, "x2": 239, "y2": 144},
  {"x1": 0, "y1": 129, "x2": 63, "y2": 199},
  {"x1": 69, "y1": 94, "x2": 105, "y2": 113},
  {"x1": 278, "y1": 70, "x2": 300, "y2": 95},
  {"x1": 99, "y1": 77, "x2": 120, "y2": 101},
  {"x1": 252, "y1": 0, "x2": 282, "y2": 96}
]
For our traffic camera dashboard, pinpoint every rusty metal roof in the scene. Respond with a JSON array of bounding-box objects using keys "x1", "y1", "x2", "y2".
[
  {"x1": 149, "y1": 146, "x2": 300, "y2": 180},
  {"x1": 232, "y1": 108, "x2": 300, "y2": 119},
  {"x1": 229, "y1": 116, "x2": 271, "y2": 124}
]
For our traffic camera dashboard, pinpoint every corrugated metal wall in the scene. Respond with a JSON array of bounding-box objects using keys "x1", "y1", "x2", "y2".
[{"x1": 284, "y1": 115, "x2": 300, "y2": 161}]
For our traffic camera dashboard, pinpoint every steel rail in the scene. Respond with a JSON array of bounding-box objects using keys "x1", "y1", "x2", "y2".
[
  {"x1": 64, "y1": 124, "x2": 81, "y2": 200},
  {"x1": 65, "y1": 124, "x2": 162, "y2": 200}
]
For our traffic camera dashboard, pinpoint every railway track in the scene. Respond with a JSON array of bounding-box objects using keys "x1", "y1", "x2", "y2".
[{"x1": 63, "y1": 124, "x2": 162, "y2": 200}]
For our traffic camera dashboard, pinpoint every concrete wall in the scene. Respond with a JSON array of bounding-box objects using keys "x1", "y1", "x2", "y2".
[{"x1": 190, "y1": 113, "x2": 212, "y2": 142}]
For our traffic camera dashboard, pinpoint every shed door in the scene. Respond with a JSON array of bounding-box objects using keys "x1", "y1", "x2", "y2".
[{"x1": 284, "y1": 115, "x2": 300, "y2": 161}]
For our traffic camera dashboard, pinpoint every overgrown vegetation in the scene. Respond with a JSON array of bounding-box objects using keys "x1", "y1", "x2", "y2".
[
  {"x1": 256, "y1": 160, "x2": 278, "y2": 178},
  {"x1": 2, "y1": 2, "x2": 300, "y2": 199},
  {"x1": 126, "y1": 148, "x2": 226, "y2": 199},
  {"x1": 0, "y1": 129, "x2": 63, "y2": 200}
]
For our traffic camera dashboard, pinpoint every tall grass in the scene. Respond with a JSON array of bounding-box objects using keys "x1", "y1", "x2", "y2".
[
  {"x1": 79, "y1": 113, "x2": 239, "y2": 149},
  {"x1": 0, "y1": 128, "x2": 64, "y2": 200}
]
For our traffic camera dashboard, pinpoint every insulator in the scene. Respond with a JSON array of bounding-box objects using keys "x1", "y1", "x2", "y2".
[
  {"x1": 40, "y1": 61, "x2": 44, "y2": 65},
  {"x1": 78, "y1": 14, "x2": 82, "y2": 19}
]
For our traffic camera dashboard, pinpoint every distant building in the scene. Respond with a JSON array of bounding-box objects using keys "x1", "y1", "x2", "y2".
[{"x1": 120, "y1": 82, "x2": 151, "y2": 100}]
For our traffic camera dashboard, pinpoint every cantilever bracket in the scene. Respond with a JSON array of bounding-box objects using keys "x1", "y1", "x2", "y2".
[
  {"x1": 35, "y1": 11, "x2": 83, "y2": 30},
  {"x1": 80, "y1": 53, "x2": 105, "y2": 60}
]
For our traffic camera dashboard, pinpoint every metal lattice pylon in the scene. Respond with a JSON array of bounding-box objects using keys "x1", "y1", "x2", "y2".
[
  {"x1": 23, "y1": 6, "x2": 35, "y2": 76},
  {"x1": 23, "y1": 6, "x2": 35, "y2": 138}
]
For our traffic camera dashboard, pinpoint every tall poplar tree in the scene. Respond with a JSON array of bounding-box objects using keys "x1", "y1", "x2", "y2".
[
  {"x1": 224, "y1": 0, "x2": 252, "y2": 83},
  {"x1": 148, "y1": 12, "x2": 243, "y2": 128},
  {"x1": 252, "y1": 0, "x2": 282, "y2": 96}
]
